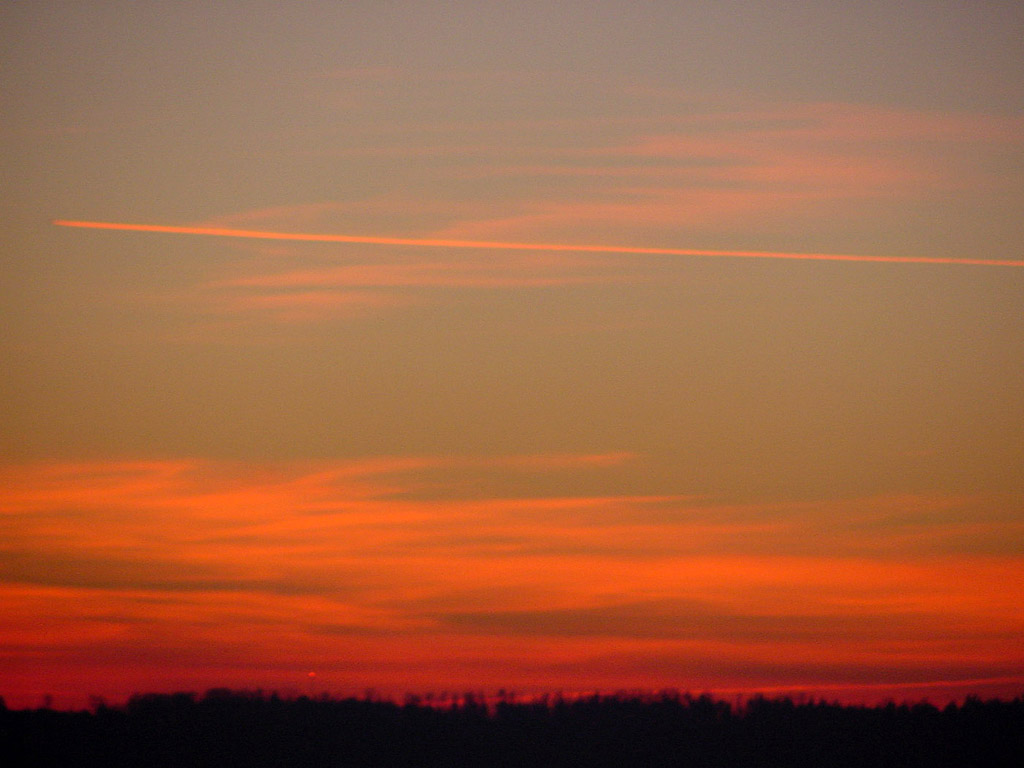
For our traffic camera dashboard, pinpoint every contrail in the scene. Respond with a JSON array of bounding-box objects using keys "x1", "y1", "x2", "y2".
[{"x1": 52, "y1": 219, "x2": 1024, "y2": 267}]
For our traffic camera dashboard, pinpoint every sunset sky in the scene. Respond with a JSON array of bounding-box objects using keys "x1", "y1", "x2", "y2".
[{"x1": 3, "y1": 1, "x2": 1023, "y2": 709}]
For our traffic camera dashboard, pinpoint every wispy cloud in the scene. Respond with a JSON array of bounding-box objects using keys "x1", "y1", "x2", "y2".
[
  {"x1": 2, "y1": 457, "x2": 1022, "y2": 704},
  {"x1": 51, "y1": 98, "x2": 1023, "y2": 330},
  {"x1": 53, "y1": 216, "x2": 1024, "y2": 336},
  {"x1": 437, "y1": 102, "x2": 1023, "y2": 239},
  {"x1": 212, "y1": 289, "x2": 409, "y2": 324},
  {"x1": 54, "y1": 219, "x2": 1024, "y2": 267}
]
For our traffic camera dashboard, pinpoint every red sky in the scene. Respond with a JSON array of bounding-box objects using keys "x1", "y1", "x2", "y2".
[{"x1": 3, "y1": 1, "x2": 1023, "y2": 709}]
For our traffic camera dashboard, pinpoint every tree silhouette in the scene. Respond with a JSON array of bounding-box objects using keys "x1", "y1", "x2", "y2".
[{"x1": 2, "y1": 688, "x2": 1021, "y2": 767}]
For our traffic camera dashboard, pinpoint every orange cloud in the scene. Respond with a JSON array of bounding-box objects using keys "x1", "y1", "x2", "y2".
[
  {"x1": 2, "y1": 457, "x2": 1022, "y2": 708},
  {"x1": 53, "y1": 220, "x2": 1024, "y2": 267},
  {"x1": 211, "y1": 254, "x2": 628, "y2": 298},
  {"x1": 434, "y1": 102, "x2": 1023, "y2": 240},
  {"x1": 213, "y1": 289, "x2": 409, "y2": 323}
]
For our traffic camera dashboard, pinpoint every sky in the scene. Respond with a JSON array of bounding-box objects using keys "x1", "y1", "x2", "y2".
[{"x1": 2, "y1": 1, "x2": 1023, "y2": 709}]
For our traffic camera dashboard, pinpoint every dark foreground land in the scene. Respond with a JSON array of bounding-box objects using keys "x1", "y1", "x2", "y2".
[{"x1": 3, "y1": 689, "x2": 1022, "y2": 767}]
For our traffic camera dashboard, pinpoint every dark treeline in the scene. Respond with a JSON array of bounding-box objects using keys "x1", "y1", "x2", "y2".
[{"x1": 3, "y1": 688, "x2": 1022, "y2": 767}]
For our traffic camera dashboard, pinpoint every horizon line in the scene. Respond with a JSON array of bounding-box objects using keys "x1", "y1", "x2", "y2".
[{"x1": 52, "y1": 219, "x2": 1024, "y2": 267}]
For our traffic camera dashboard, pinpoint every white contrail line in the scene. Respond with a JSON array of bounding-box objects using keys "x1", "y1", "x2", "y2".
[{"x1": 52, "y1": 219, "x2": 1024, "y2": 267}]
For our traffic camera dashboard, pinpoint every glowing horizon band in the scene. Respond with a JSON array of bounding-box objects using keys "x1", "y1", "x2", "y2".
[{"x1": 53, "y1": 219, "x2": 1024, "y2": 267}]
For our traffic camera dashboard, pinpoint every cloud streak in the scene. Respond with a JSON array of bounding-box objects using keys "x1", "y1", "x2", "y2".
[
  {"x1": 3, "y1": 457, "x2": 1022, "y2": 707},
  {"x1": 53, "y1": 220, "x2": 1024, "y2": 267}
]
